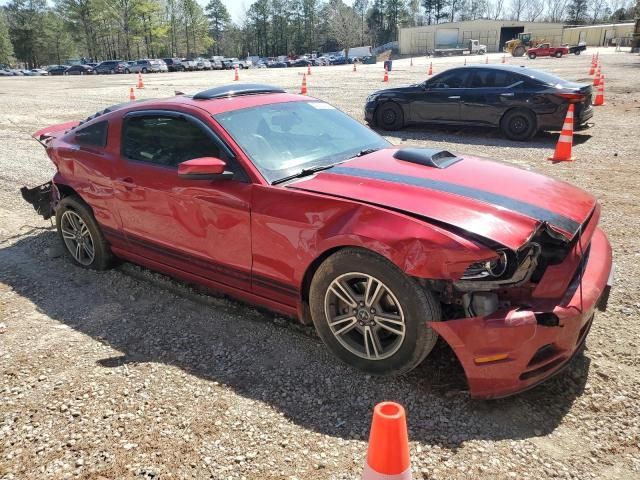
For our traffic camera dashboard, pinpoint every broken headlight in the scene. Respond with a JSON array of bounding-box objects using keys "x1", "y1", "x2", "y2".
[{"x1": 460, "y1": 250, "x2": 509, "y2": 280}]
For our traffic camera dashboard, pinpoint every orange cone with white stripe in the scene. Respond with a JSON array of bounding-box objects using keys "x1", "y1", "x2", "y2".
[
  {"x1": 593, "y1": 76, "x2": 605, "y2": 106},
  {"x1": 300, "y1": 73, "x2": 308, "y2": 94},
  {"x1": 362, "y1": 402, "x2": 412, "y2": 480},
  {"x1": 136, "y1": 73, "x2": 144, "y2": 89},
  {"x1": 427, "y1": 62, "x2": 432, "y2": 75},
  {"x1": 548, "y1": 103, "x2": 575, "y2": 162},
  {"x1": 589, "y1": 63, "x2": 595, "y2": 75},
  {"x1": 383, "y1": 66, "x2": 388, "y2": 82},
  {"x1": 307, "y1": 64, "x2": 312, "y2": 76},
  {"x1": 234, "y1": 65, "x2": 239, "y2": 81},
  {"x1": 593, "y1": 68, "x2": 601, "y2": 86},
  {"x1": 129, "y1": 87, "x2": 136, "y2": 101}
]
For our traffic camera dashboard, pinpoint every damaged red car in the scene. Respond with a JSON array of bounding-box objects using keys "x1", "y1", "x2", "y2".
[{"x1": 23, "y1": 84, "x2": 613, "y2": 399}]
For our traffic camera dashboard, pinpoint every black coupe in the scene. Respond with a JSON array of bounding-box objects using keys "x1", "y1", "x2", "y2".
[{"x1": 364, "y1": 65, "x2": 593, "y2": 141}]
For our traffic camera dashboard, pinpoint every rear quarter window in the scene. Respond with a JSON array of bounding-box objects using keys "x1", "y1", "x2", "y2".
[{"x1": 74, "y1": 121, "x2": 108, "y2": 148}]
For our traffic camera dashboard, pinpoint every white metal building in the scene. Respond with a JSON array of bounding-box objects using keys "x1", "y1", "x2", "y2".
[
  {"x1": 562, "y1": 23, "x2": 635, "y2": 47},
  {"x1": 399, "y1": 20, "x2": 565, "y2": 55}
]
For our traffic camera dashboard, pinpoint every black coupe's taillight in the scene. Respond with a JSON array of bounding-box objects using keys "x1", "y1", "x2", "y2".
[{"x1": 555, "y1": 92, "x2": 586, "y2": 104}]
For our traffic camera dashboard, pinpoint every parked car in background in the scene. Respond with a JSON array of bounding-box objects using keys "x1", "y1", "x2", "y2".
[
  {"x1": 181, "y1": 58, "x2": 198, "y2": 71},
  {"x1": 28, "y1": 68, "x2": 49, "y2": 76},
  {"x1": 293, "y1": 58, "x2": 311, "y2": 67},
  {"x1": 330, "y1": 56, "x2": 348, "y2": 65},
  {"x1": 195, "y1": 58, "x2": 212, "y2": 70},
  {"x1": 365, "y1": 65, "x2": 594, "y2": 141},
  {"x1": 154, "y1": 59, "x2": 168, "y2": 72},
  {"x1": 47, "y1": 65, "x2": 67, "y2": 76},
  {"x1": 65, "y1": 65, "x2": 95, "y2": 75},
  {"x1": 23, "y1": 83, "x2": 612, "y2": 400},
  {"x1": 268, "y1": 61, "x2": 288, "y2": 68},
  {"x1": 211, "y1": 56, "x2": 224, "y2": 69},
  {"x1": 95, "y1": 61, "x2": 127, "y2": 74},
  {"x1": 163, "y1": 58, "x2": 185, "y2": 72},
  {"x1": 527, "y1": 43, "x2": 569, "y2": 59},
  {"x1": 128, "y1": 59, "x2": 162, "y2": 74}
]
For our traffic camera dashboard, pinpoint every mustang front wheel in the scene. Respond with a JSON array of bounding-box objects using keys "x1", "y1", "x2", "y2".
[{"x1": 310, "y1": 248, "x2": 440, "y2": 376}]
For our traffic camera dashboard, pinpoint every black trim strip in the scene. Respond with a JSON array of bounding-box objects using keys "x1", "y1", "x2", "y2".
[
  {"x1": 326, "y1": 166, "x2": 581, "y2": 236},
  {"x1": 101, "y1": 225, "x2": 299, "y2": 295}
]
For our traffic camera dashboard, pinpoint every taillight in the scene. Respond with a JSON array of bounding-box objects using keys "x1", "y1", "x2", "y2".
[{"x1": 555, "y1": 92, "x2": 585, "y2": 104}]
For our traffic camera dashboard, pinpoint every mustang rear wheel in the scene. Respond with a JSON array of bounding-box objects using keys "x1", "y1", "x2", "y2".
[
  {"x1": 310, "y1": 248, "x2": 440, "y2": 376},
  {"x1": 56, "y1": 196, "x2": 113, "y2": 270},
  {"x1": 375, "y1": 102, "x2": 404, "y2": 130}
]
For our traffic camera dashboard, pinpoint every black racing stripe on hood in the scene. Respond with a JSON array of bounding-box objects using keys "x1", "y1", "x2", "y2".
[{"x1": 327, "y1": 166, "x2": 581, "y2": 236}]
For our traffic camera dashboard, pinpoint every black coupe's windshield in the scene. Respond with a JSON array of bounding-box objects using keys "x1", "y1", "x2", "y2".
[{"x1": 214, "y1": 101, "x2": 389, "y2": 184}]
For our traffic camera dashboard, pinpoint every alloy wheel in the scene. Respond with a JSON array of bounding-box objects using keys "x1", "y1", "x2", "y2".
[
  {"x1": 60, "y1": 210, "x2": 95, "y2": 266},
  {"x1": 324, "y1": 272, "x2": 406, "y2": 360}
]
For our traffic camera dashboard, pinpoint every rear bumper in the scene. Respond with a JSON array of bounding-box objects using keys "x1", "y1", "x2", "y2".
[{"x1": 429, "y1": 228, "x2": 612, "y2": 399}]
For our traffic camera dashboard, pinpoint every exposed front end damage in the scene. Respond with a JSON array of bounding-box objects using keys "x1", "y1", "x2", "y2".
[
  {"x1": 20, "y1": 181, "x2": 57, "y2": 220},
  {"x1": 429, "y1": 207, "x2": 613, "y2": 399}
]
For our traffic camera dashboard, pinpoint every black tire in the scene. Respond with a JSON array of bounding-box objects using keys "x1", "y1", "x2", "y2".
[
  {"x1": 375, "y1": 102, "x2": 404, "y2": 130},
  {"x1": 513, "y1": 45, "x2": 526, "y2": 57},
  {"x1": 575, "y1": 50, "x2": 581, "y2": 55},
  {"x1": 500, "y1": 108, "x2": 537, "y2": 141},
  {"x1": 309, "y1": 248, "x2": 441, "y2": 376},
  {"x1": 554, "y1": 51, "x2": 563, "y2": 58},
  {"x1": 55, "y1": 196, "x2": 113, "y2": 270},
  {"x1": 528, "y1": 52, "x2": 537, "y2": 59},
  {"x1": 125, "y1": 69, "x2": 130, "y2": 74},
  {"x1": 142, "y1": 68, "x2": 147, "y2": 73}
]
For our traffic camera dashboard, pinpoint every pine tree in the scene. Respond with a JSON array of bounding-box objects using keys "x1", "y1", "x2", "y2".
[
  {"x1": 567, "y1": 0, "x2": 589, "y2": 24},
  {"x1": 0, "y1": 10, "x2": 15, "y2": 66}
]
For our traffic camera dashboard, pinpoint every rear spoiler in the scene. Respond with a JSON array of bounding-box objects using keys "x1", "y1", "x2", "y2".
[{"x1": 32, "y1": 120, "x2": 79, "y2": 144}]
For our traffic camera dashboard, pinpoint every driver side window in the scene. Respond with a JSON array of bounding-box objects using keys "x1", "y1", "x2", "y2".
[
  {"x1": 121, "y1": 115, "x2": 228, "y2": 168},
  {"x1": 428, "y1": 70, "x2": 470, "y2": 89}
]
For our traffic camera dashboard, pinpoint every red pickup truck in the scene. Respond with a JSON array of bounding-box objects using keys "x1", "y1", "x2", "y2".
[{"x1": 527, "y1": 43, "x2": 569, "y2": 59}]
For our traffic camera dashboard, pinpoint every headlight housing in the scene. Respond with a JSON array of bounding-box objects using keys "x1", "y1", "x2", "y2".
[
  {"x1": 460, "y1": 250, "x2": 508, "y2": 280},
  {"x1": 366, "y1": 93, "x2": 379, "y2": 103}
]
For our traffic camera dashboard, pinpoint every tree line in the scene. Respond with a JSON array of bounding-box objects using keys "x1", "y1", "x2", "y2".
[{"x1": 1, "y1": 0, "x2": 638, "y2": 68}]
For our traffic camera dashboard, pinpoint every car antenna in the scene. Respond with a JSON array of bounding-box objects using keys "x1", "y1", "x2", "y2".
[{"x1": 7, "y1": 117, "x2": 47, "y2": 149}]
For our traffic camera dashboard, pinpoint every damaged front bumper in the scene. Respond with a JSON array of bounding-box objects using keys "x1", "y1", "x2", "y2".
[
  {"x1": 429, "y1": 227, "x2": 613, "y2": 399},
  {"x1": 20, "y1": 181, "x2": 55, "y2": 220}
]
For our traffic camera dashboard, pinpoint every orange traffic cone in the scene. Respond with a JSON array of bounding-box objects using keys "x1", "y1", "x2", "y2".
[
  {"x1": 300, "y1": 73, "x2": 308, "y2": 94},
  {"x1": 383, "y1": 66, "x2": 388, "y2": 82},
  {"x1": 234, "y1": 65, "x2": 239, "y2": 81},
  {"x1": 593, "y1": 69, "x2": 601, "y2": 86},
  {"x1": 485, "y1": 56, "x2": 489, "y2": 64},
  {"x1": 362, "y1": 402, "x2": 411, "y2": 480},
  {"x1": 591, "y1": 53, "x2": 595, "y2": 65},
  {"x1": 353, "y1": 63, "x2": 357, "y2": 72},
  {"x1": 129, "y1": 87, "x2": 136, "y2": 101},
  {"x1": 501, "y1": 55, "x2": 506, "y2": 64},
  {"x1": 593, "y1": 76, "x2": 605, "y2": 106},
  {"x1": 136, "y1": 73, "x2": 144, "y2": 89},
  {"x1": 427, "y1": 62, "x2": 432, "y2": 75},
  {"x1": 307, "y1": 64, "x2": 312, "y2": 76},
  {"x1": 548, "y1": 104, "x2": 575, "y2": 162},
  {"x1": 589, "y1": 63, "x2": 595, "y2": 75}
]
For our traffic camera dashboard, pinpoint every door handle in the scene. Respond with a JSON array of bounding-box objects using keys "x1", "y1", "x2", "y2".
[
  {"x1": 448, "y1": 96, "x2": 461, "y2": 99},
  {"x1": 500, "y1": 92, "x2": 515, "y2": 97}
]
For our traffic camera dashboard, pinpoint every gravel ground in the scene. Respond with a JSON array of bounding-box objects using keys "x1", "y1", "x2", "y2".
[{"x1": 1, "y1": 49, "x2": 639, "y2": 480}]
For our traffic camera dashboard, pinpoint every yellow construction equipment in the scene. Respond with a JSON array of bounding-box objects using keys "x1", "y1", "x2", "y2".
[{"x1": 503, "y1": 32, "x2": 545, "y2": 57}]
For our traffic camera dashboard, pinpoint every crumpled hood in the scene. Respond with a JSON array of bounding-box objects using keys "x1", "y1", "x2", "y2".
[{"x1": 287, "y1": 148, "x2": 596, "y2": 250}]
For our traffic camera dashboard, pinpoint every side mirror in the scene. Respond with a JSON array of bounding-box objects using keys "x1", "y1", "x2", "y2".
[{"x1": 178, "y1": 157, "x2": 232, "y2": 180}]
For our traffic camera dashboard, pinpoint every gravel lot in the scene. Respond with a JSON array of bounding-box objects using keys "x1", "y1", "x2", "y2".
[{"x1": 1, "y1": 49, "x2": 639, "y2": 480}]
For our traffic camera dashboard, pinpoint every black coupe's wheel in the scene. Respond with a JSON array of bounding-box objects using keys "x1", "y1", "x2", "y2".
[
  {"x1": 574, "y1": 50, "x2": 581, "y2": 55},
  {"x1": 501, "y1": 108, "x2": 537, "y2": 141},
  {"x1": 375, "y1": 102, "x2": 404, "y2": 130},
  {"x1": 309, "y1": 248, "x2": 441, "y2": 376},
  {"x1": 56, "y1": 196, "x2": 113, "y2": 270}
]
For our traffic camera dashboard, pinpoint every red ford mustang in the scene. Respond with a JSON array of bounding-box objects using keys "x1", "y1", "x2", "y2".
[{"x1": 23, "y1": 84, "x2": 613, "y2": 399}]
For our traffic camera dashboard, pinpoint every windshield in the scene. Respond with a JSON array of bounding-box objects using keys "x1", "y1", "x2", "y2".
[{"x1": 214, "y1": 101, "x2": 389, "y2": 184}]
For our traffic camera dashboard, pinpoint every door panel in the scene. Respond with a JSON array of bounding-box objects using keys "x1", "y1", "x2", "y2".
[{"x1": 114, "y1": 111, "x2": 253, "y2": 292}]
